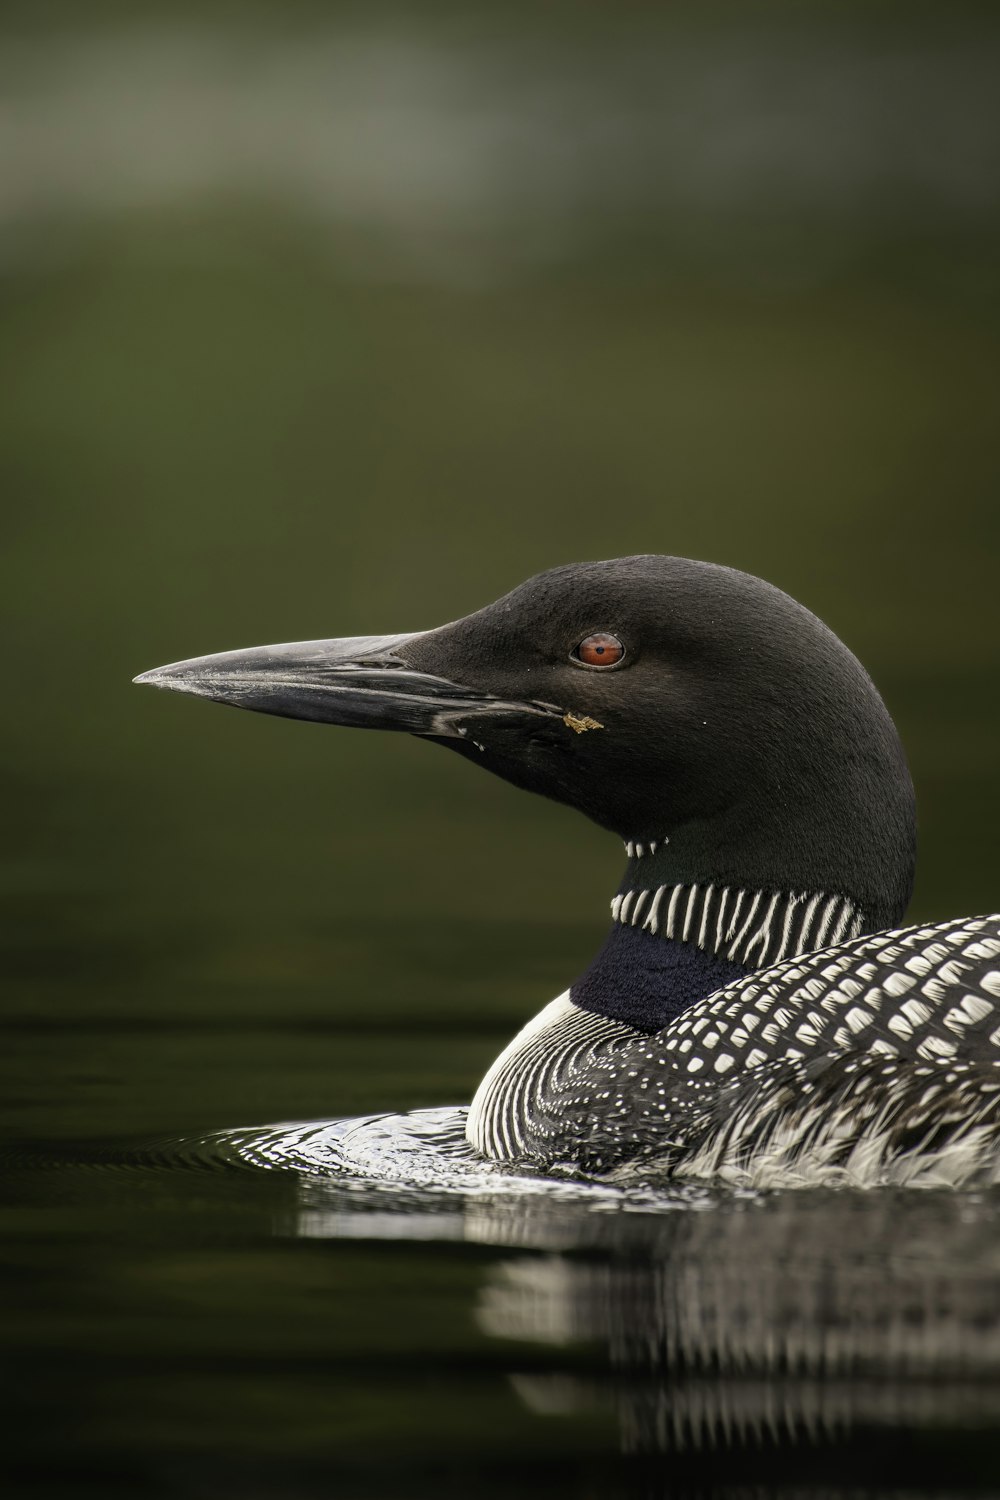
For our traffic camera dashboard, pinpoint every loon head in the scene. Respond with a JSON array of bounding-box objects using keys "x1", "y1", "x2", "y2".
[{"x1": 135, "y1": 555, "x2": 916, "y2": 932}]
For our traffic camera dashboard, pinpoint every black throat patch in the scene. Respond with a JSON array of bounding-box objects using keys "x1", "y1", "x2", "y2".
[{"x1": 569, "y1": 923, "x2": 750, "y2": 1034}]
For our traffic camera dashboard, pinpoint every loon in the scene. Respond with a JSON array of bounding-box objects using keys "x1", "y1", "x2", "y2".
[{"x1": 135, "y1": 556, "x2": 1000, "y2": 1187}]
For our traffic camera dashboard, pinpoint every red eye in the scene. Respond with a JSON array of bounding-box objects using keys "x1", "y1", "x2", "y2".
[{"x1": 574, "y1": 633, "x2": 625, "y2": 668}]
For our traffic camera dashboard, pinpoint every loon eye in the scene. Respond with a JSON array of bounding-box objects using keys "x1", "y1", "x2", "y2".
[{"x1": 573, "y1": 633, "x2": 625, "y2": 669}]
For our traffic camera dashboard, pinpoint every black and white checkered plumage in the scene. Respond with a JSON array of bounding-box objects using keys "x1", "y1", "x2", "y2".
[{"x1": 468, "y1": 913, "x2": 1000, "y2": 1185}]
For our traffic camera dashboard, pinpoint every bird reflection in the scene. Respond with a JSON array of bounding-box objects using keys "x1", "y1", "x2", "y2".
[{"x1": 290, "y1": 1168, "x2": 1000, "y2": 1458}]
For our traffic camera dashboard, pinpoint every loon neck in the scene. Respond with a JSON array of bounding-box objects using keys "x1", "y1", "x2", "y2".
[
  {"x1": 568, "y1": 857, "x2": 867, "y2": 1035},
  {"x1": 571, "y1": 924, "x2": 751, "y2": 1034},
  {"x1": 612, "y1": 877, "x2": 863, "y2": 971}
]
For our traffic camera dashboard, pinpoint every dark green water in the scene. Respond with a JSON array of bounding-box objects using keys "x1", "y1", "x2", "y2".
[{"x1": 3, "y1": 5, "x2": 1000, "y2": 1496}]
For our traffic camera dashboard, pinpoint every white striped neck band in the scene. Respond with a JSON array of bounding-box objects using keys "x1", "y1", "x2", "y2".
[
  {"x1": 610, "y1": 883, "x2": 865, "y2": 970},
  {"x1": 623, "y1": 838, "x2": 667, "y2": 859}
]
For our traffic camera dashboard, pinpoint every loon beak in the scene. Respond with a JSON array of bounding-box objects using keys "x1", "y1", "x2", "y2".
[{"x1": 133, "y1": 633, "x2": 561, "y2": 738}]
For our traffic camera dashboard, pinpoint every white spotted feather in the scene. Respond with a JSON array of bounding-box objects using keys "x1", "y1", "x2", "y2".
[{"x1": 468, "y1": 912, "x2": 1000, "y2": 1186}]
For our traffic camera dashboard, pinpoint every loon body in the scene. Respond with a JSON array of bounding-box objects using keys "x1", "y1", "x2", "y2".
[{"x1": 135, "y1": 556, "x2": 1000, "y2": 1186}]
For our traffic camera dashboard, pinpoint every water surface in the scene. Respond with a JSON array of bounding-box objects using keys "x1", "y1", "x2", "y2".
[{"x1": 6, "y1": 976, "x2": 1000, "y2": 1499}]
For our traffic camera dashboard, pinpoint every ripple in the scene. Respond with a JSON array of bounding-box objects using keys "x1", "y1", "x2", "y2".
[
  {"x1": 4, "y1": 1107, "x2": 747, "y2": 1248},
  {"x1": 226, "y1": 1107, "x2": 485, "y2": 1182},
  {"x1": 218, "y1": 1105, "x2": 701, "y2": 1199},
  {"x1": 179, "y1": 1106, "x2": 718, "y2": 1248}
]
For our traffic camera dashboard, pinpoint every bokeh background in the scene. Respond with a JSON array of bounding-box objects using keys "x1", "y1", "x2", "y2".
[{"x1": 2, "y1": 0, "x2": 999, "y2": 1130}]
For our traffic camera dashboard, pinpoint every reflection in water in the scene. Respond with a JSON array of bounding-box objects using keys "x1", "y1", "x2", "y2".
[
  {"x1": 481, "y1": 1202, "x2": 1000, "y2": 1454},
  {"x1": 219, "y1": 1109, "x2": 1000, "y2": 1462}
]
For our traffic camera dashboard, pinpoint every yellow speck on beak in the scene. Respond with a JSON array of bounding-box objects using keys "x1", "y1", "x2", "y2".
[{"x1": 563, "y1": 712, "x2": 604, "y2": 734}]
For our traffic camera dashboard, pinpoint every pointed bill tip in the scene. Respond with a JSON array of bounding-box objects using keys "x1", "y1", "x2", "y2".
[{"x1": 132, "y1": 662, "x2": 207, "y2": 694}]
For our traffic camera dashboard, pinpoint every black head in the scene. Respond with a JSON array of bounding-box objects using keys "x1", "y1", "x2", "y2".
[{"x1": 135, "y1": 556, "x2": 916, "y2": 930}]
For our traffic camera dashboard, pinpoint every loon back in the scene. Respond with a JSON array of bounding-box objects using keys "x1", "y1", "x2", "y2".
[
  {"x1": 134, "y1": 555, "x2": 999, "y2": 1185},
  {"x1": 467, "y1": 913, "x2": 1000, "y2": 1187}
]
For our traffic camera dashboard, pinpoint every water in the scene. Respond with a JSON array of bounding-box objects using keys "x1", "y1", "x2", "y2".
[{"x1": 7, "y1": 1046, "x2": 1000, "y2": 1498}]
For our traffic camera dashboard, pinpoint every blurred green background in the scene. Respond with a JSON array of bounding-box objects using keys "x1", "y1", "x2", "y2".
[{"x1": 2, "y1": 0, "x2": 999, "y2": 1137}]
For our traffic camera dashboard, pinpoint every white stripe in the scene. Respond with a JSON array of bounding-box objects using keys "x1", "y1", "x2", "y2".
[
  {"x1": 468, "y1": 993, "x2": 628, "y2": 1160},
  {"x1": 715, "y1": 887, "x2": 731, "y2": 951},
  {"x1": 467, "y1": 993, "x2": 570, "y2": 1154},
  {"x1": 643, "y1": 884, "x2": 667, "y2": 935},
  {"x1": 829, "y1": 901, "x2": 855, "y2": 946},
  {"x1": 724, "y1": 889, "x2": 745, "y2": 942},
  {"x1": 774, "y1": 893, "x2": 804, "y2": 963},
  {"x1": 664, "y1": 885, "x2": 684, "y2": 938},
  {"x1": 697, "y1": 884, "x2": 716, "y2": 950},
  {"x1": 743, "y1": 891, "x2": 781, "y2": 965},
  {"x1": 728, "y1": 891, "x2": 763, "y2": 961},
  {"x1": 682, "y1": 884, "x2": 701, "y2": 942},
  {"x1": 812, "y1": 895, "x2": 841, "y2": 949},
  {"x1": 488, "y1": 1047, "x2": 521, "y2": 1159},
  {"x1": 798, "y1": 892, "x2": 824, "y2": 951},
  {"x1": 610, "y1": 881, "x2": 865, "y2": 966},
  {"x1": 491, "y1": 1019, "x2": 546, "y2": 1159}
]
